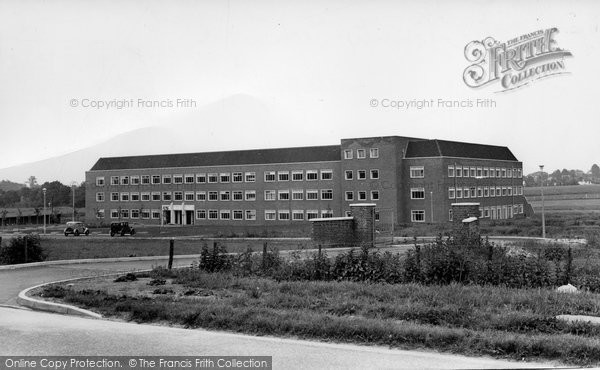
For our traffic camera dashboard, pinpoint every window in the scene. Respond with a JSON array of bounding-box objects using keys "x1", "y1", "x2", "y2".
[
  {"x1": 162, "y1": 175, "x2": 172, "y2": 184},
  {"x1": 245, "y1": 210, "x2": 256, "y2": 220},
  {"x1": 96, "y1": 177, "x2": 105, "y2": 186},
  {"x1": 245, "y1": 190, "x2": 256, "y2": 201},
  {"x1": 411, "y1": 210, "x2": 425, "y2": 222},
  {"x1": 321, "y1": 210, "x2": 333, "y2": 218},
  {"x1": 410, "y1": 166, "x2": 424, "y2": 178},
  {"x1": 220, "y1": 191, "x2": 230, "y2": 201},
  {"x1": 345, "y1": 170, "x2": 353, "y2": 180},
  {"x1": 265, "y1": 190, "x2": 276, "y2": 201},
  {"x1": 141, "y1": 175, "x2": 150, "y2": 185},
  {"x1": 321, "y1": 189, "x2": 333, "y2": 200},
  {"x1": 448, "y1": 209, "x2": 453, "y2": 222},
  {"x1": 233, "y1": 191, "x2": 243, "y2": 201},
  {"x1": 121, "y1": 176, "x2": 129, "y2": 185},
  {"x1": 208, "y1": 173, "x2": 218, "y2": 183},
  {"x1": 278, "y1": 171, "x2": 289, "y2": 181},
  {"x1": 173, "y1": 175, "x2": 183, "y2": 184},
  {"x1": 185, "y1": 192, "x2": 194, "y2": 201},
  {"x1": 152, "y1": 175, "x2": 161, "y2": 184},
  {"x1": 278, "y1": 190, "x2": 290, "y2": 201},
  {"x1": 292, "y1": 171, "x2": 303, "y2": 181},
  {"x1": 265, "y1": 210, "x2": 276, "y2": 221},
  {"x1": 220, "y1": 210, "x2": 231, "y2": 220},
  {"x1": 306, "y1": 170, "x2": 318, "y2": 181},
  {"x1": 502, "y1": 187, "x2": 507, "y2": 196},
  {"x1": 121, "y1": 192, "x2": 130, "y2": 201},
  {"x1": 470, "y1": 167, "x2": 476, "y2": 177},
  {"x1": 371, "y1": 190, "x2": 379, "y2": 201},
  {"x1": 477, "y1": 187, "x2": 483, "y2": 197},
  {"x1": 490, "y1": 168, "x2": 495, "y2": 178},
  {"x1": 463, "y1": 167, "x2": 469, "y2": 178},
  {"x1": 306, "y1": 190, "x2": 319, "y2": 200},
  {"x1": 111, "y1": 176, "x2": 119, "y2": 185},
  {"x1": 245, "y1": 172, "x2": 256, "y2": 182},
  {"x1": 345, "y1": 191, "x2": 354, "y2": 201},
  {"x1": 456, "y1": 167, "x2": 462, "y2": 177},
  {"x1": 141, "y1": 192, "x2": 150, "y2": 201},
  {"x1": 292, "y1": 190, "x2": 303, "y2": 200},
  {"x1": 411, "y1": 188, "x2": 425, "y2": 199},
  {"x1": 470, "y1": 187, "x2": 476, "y2": 198},
  {"x1": 358, "y1": 170, "x2": 367, "y2": 180},
  {"x1": 152, "y1": 210, "x2": 161, "y2": 219},
  {"x1": 220, "y1": 173, "x2": 230, "y2": 183},
  {"x1": 518, "y1": 186, "x2": 523, "y2": 195},
  {"x1": 518, "y1": 169, "x2": 522, "y2": 178},
  {"x1": 495, "y1": 168, "x2": 501, "y2": 177},
  {"x1": 490, "y1": 187, "x2": 495, "y2": 197},
  {"x1": 463, "y1": 187, "x2": 470, "y2": 199},
  {"x1": 306, "y1": 210, "x2": 319, "y2": 220},
  {"x1": 196, "y1": 173, "x2": 206, "y2": 183},
  {"x1": 208, "y1": 191, "x2": 218, "y2": 201},
  {"x1": 196, "y1": 192, "x2": 206, "y2": 201},
  {"x1": 174, "y1": 191, "x2": 183, "y2": 201},
  {"x1": 507, "y1": 168, "x2": 512, "y2": 178},
  {"x1": 264, "y1": 171, "x2": 276, "y2": 182},
  {"x1": 358, "y1": 191, "x2": 367, "y2": 200},
  {"x1": 477, "y1": 167, "x2": 482, "y2": 177},
  {"x1": 196, "y1": 210, "x2": 206, "y2": 220},
  {"x1": 448, "y1": 187, "x2": 455, "y2": 199},
  {"x1": 456, "y1": 188, "x2": 463, "y2": 199},
  {"x1": 233, "y1": 210, "x2": 243, "y2": 220},
  {"x1": 96, "y1": 192, "x2": 105, "y2": 202},
  {"x1": 448, "y1": 166, "x2": 454, "y2": 178},
  {"x1": 370, "y1": 169, "x2": 379, "y2": 179},
  {"x1": 185, "y1": 174, "x2": 194, "y2": 184},
  {"x1": 208, "y1": 210, "x2": 218, "y2": 219},
  {"x1": 152, "y1": 192, "x2": 161, "y2": 201},
  {"x1": 484, "y1": 208, "x2": 490, "y2": 218},
  {"x1": 121, "y1": 209, "x2": 130, "y2": 219},
  {"x1": 141, "y1": 210, "x2": 151, "y2": 219},
  {"x1": 131, "y1": 192, "x2": 140, "y2": 201},
  {"x1": 370, "y1": 148, "x2": 379, "y2": 158},
  {"x1": 508, "y1": 187, "x2": 513, "y2": 196},
  {"x1": 131, "y1": 209, "x2": 140, "y2": 219},
  {"x1": 232, "y1": 172, "x2": 243, "y2": 183},
  {"x1": 321, "y1": 170, "x2": 333, "y2": 180},
  {"x1": 375, "y1": 211, "x2": 380, "y2": 221},
  {"x1": 501, "y1": 168, "x2": 506, "y2": 178},
  {"x1": 484, "y1": 187, "x2": 489, "y2": 197},
  {"x1": 496, "y1": 186, "x2": 502, "y2": 196},
  {"x1": 344, "y1": 149, "x2": 353, "y2": 159},
  {"x1": 131, "y1": 176, "x2": 140, "y2": 185},
  {"x1": 357, "y1": 149, "x2": 366, "y2": 159},
  {"x1": 111, "y1": 192, "x2": 119, "y2": 201},
  {"x1": 278, "y1": 210, "x2": 290, "y2": 220},
  {"x1": 292, "y1": 210, "x2": 304, "y2": 221},
  {"x1": 110, "y1": 209, "x2": 119, "y2": 219},
  {"x1": 97, "y1": 209, "x2": 105, "y2": 219},
  {"x1": 483, "y1": 168, "x2": 489, "y2": 177}
]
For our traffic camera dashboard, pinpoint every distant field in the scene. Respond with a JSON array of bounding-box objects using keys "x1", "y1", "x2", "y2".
[
  {"x1": 525, "y1": 184, "x2": 600, "y2": 197},
  {"x1": 525, "y1": 185, "x2": 600, "y2": 212}
]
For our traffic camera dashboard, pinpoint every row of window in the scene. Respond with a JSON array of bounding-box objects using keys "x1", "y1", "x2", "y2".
[
  {"x1": 344, "y1": 169, "x2": 379, "y2": 180},
  {"x1": 343, "y1": 148, "x2": 379, "y2": 160},
  {"x1": 97, "y1": 189, "x2": 339, "y2": 203},
  {"x1": 344, "y1": 191, "x2": 380, "y2": 201},
  {"x1": 410, "y1": 203, "x2": 525, "y2": 223},
  {"x1": 447, "y1": 165, "x2": 522, "y2": 179},
  {"x1": 98, "y1": 209, "x2": 335, "y2": 221},
  {"x1": 448, "y1": 186, "x2": 523, "y2": 199},
  {"x1": 96, "y1": 170, "x2": 334, "y2": 187}
]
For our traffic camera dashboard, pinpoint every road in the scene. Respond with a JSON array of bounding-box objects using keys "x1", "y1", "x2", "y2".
[{"x1": 0, "y1": 259, "x2": 558, "y2": 369}]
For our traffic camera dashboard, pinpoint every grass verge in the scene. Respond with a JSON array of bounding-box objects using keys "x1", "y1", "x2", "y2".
[{"x1": 39, "y1": 269, "x2": 600, "y2": 366}]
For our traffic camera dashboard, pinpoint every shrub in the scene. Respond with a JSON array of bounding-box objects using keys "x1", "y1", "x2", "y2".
[
  {"x1": 0, "y1": 234, "x2": 46, "y2": 264},
  {"x1": 114, "y1": 273, "x2": 138, "y2": 282}
]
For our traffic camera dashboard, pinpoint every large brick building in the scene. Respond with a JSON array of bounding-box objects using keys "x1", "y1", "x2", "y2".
[{"x1": 84, "y1": 136, "x2": 528, "y2": 227}]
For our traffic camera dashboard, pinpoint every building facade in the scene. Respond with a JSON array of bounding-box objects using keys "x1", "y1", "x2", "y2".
[{"x1": 84, "y1": 136, "x2": 528, "y2": 227}]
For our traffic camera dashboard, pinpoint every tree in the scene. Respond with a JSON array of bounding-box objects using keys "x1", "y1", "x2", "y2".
[
  {"x1": 592, "y1": 164, "x2": 600, "y2": 179},
  {"x1": 27, "y1": 176, "x2": 38, "y2": 189}
]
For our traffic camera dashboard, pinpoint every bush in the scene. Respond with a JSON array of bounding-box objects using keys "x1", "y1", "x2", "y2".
[{"x1": 0, "y1": 234, "x2": 46, "y2": 264}]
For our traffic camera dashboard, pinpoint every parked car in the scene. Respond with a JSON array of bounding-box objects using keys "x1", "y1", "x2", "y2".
[
  {"x1": 110, "y1": 222, "x2": 135, "y2": 237},
  {"x1": 64, "y1": 221, "x2": 90, "y2": 236}
]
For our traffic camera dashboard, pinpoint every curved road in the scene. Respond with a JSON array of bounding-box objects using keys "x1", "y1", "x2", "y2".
[{"x1": 0, "y1": 259, "x2": 557, "y2": 369}]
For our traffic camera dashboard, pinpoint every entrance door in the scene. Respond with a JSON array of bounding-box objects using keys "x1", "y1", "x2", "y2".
[
  {"x1": 186, "y1": 210, "x2": 194, "y2": 225},
  {"x1": 174, "y1": 210, "x2": 183, "y2": 225},
  {"x1": 163, "y1": 210, "x2": 171, "y2": 225}
]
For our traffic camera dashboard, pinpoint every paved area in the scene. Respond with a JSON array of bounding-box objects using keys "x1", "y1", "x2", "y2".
[{"x1": 0, "y1": 307, "x2": 556, "y2": 369}]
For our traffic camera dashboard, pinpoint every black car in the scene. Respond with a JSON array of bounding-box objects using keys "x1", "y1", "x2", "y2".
[{"x1": 110, "y1": 222, "x2": 136, "y2": 237}]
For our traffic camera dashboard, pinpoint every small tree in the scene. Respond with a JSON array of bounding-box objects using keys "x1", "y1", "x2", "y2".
[{"x1": 0, "y1": 234, "x2": 46, "y2": 264}]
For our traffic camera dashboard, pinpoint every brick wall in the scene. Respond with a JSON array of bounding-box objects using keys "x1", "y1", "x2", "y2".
[{"x1": 310, "y1": 203, "x2": 376, "y2": 247}]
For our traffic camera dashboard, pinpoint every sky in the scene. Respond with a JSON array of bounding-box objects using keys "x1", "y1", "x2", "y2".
[{"x1": 0, "y1": 0, "x2": 599, "y2": 177}]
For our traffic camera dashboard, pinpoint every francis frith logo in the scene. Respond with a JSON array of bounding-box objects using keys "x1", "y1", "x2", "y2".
[{"x1": 463, "y1": 27, "x2": 572, "y2": 92}]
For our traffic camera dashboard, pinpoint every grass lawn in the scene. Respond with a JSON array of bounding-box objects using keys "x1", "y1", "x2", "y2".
[{"x1": 39, "y1": 268, "x2": 600, "y2": 366}]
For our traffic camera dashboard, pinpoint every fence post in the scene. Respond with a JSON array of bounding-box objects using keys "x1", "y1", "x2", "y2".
[
  {"x1": 262, "y1": 242, "x2": 267, "y2": 270},
  {"x1": 168, "y1": 239, "x2": 174, "y2": 270},
  {"x1": 24, "y1": 236, "x2": 28, "y2": 264}
]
